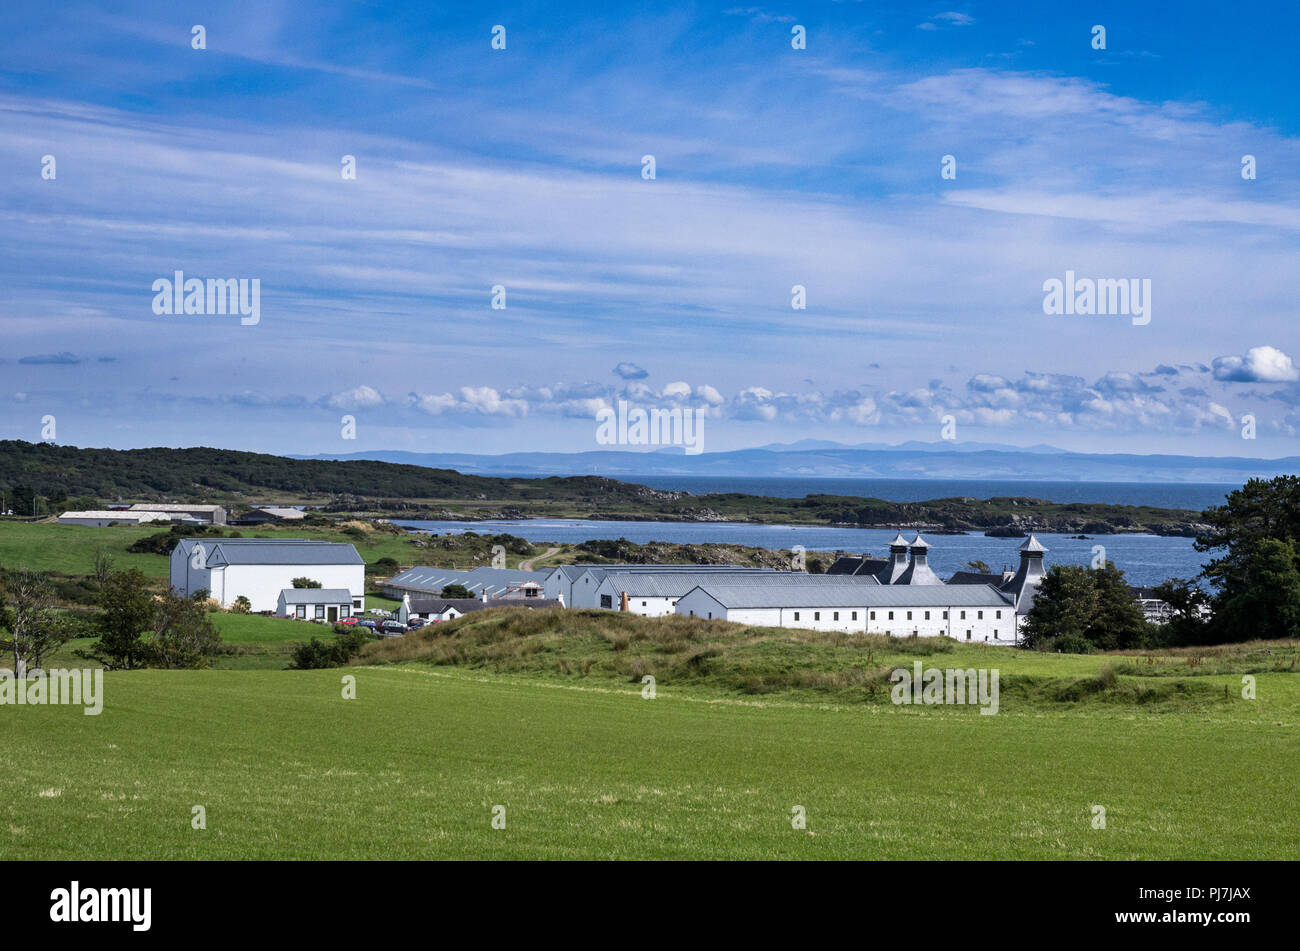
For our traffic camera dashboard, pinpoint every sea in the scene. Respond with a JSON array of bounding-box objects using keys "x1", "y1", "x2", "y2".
[{"x1": 390, "y1": 476, "x2": 1235, "y2": 587}]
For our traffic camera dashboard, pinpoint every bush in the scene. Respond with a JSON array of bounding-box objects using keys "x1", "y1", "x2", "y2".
[
  {"x1": 288, "y1": 628, "x2": 370, "y2": 669},
  {"x1": 1046, "y1": 633, "x2": 1094, "y2": 654}
]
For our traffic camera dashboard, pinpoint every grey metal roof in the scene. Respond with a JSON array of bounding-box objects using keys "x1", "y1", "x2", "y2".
[
  {"x1": 827, "y1": 556, "x2": 890, "y2": 577},
  {"x1": 385, "y1": 565, "x2": 551, "y2": 596},
  {"x1": 909, "y1": 533, "x2": 929, "y2": 549},
  {"x1": 602, "y1": 570, "x2": 847, "y2": 599},
  {"x1": 1020, "y1": 534, "x2": 1048, "y2": 552},
  {"x1": 947, "y1": 571, "x2": 1006, "y2": 586},
  {"x1": 278, "y1": 588, "x2": 354, "y2": 604},
  {"x1": 687, "y1": 582, "x2": 1014, "y2": 609},
  {"x1": 206, "y1": 541, "x2": 363, "y2": 566},
  {"x1": 888, "y1": 532, "x2": 909, "y2": 547}
]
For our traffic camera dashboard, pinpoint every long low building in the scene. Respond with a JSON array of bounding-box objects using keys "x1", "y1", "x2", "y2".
[
  {"x1": 556, "y1": 565, "x2": 781, "y2": 611},
  {"x1": 676, "y1": 583, "x2": 1017, "y2": 642},
  {"x1": 592, "y1": 569, "x2": 879, "y2": 617},
  {"x1": 57, "y1": 510, "x2": 173, "y2": 527},
  {"x1": 129, "y1": 503, "x2": 227, "y2": 525},
  {"x1": 382, "y1": 565, "x2": 552, "y2": 600}
]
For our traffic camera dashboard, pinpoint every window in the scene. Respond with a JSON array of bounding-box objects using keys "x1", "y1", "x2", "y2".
[
  {"x1": 793, "y1": 612, "x2": 800, "y2": 621},
  {"x1": 994, "y1": 630, "x2": 998, "y2": 637},
  {"x1": 977, "y1": 610, "x2": 984, "y2": 620},
  {"x1": 906, "y1": 611, "x2": 912, "y2": 620},
  {"x1": 814, "y1": 612, "x2": 821, "y2": 621},
  {"x1": 295, "y1": 604, "x2": 305, "y2": 619},
  {"x1": 641, "y1": 601, "x2": 647, "y2": 607},
  {"x1": 352, "y1": 599, "x2": 361, "y2": 609},
  {"x1": 924, "y1": 611, "x2": 930, "y2": 620},
  {"x1": 870, "y1": 611, "x2": 876, "y2": 620},
  {"x1": 833, "y1": 612, "x2": 839, "y2": 621},
  {"x1": 888, "y1": 611, "x2": 894, "y2": 620},
  {"x1": 315, "y1": 604, "x2": 325, "y2": 619},
  {"x1": 966, "y1": 630, "x2": 972, "y2": 640},
  {"x1": 996, "y1": 610, "x2": 1002, "y2": 619},
  {"x1": 960, "y1": 610, "x2": 966, "y2": 620},
  {"x1": 852, "y1": 611, "x2": 858, "y2": 621},
  {"x1": 942, "y1": 610, "x2": 948, "y2": 619},
  {"x1": 600, "y1": 595, "x2": 612, "y2": 609}
]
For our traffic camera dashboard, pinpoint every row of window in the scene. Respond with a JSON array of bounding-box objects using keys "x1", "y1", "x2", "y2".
[{"x1": 869, "y1": 609, "x2": 1002, "y2": 621}]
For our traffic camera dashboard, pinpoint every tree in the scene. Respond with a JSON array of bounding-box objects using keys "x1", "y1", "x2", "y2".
[
  {"x1": 1195, "y1": 477, "x2": 1300, "y2": 643},
  {"x1": 3, "y1": 569, "x2": 72, "y2": 672},
  {"x1": 440, "y1": 583, "x2": 473, "y2": 599},
  {"x1": 231, "y1": 595, "x2": 252, "y2": 614},
  {"x1": 966, "y1": 559, "x2": 993, "y2": 574},
  {"x1": 291, "y1": 577, "x2": 322, "y2": 589},
  {"x1": 96, "y1": 569, "x2": 154, "y2": 669},
  {"x1": 149, "y1": 592, "x2": 222, "y2": 669},
  {"x1": 93, "y1": 549, "x2": 114, "y2": 590},
  {"x1": 1022, "y1": 562, "x2": 1149, "y2": 651},
  {"x1": 1152, "y1": 578, "x2": 1211, "y2": 646},
  {"x1": 1020, "y1": 565, "x2": 1097, "y2": 649},
  {"x1": 1214, "y1": 538, "x2": 1300, "y2": 642},
  {"x1": 1087, "y1": 562, "x2": 1148, "y2": 651}
]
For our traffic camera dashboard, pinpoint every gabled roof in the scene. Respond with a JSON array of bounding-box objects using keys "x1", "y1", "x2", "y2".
[
  {"x1": 204, "y1": 540, "x2": 363, "y2": 566},
  {"x1": 130, "y1": 503, "x2": 225, "y2": 513},
  {"x1": 685, "y1": 583, "x2": 1013, "y2": 610},
  {"x1": 385, "y1": 565, "x2": 551, "y2": 596},
  {"x1": 603, "y1": 570, "x2": 875, "y2": 598},
  {"x1": 826, "y1": 556, "x2": 890, "y2": 576},
  {"x1": 278, "y1": 587, "x2": 354, "y2": 604},
  {"x1": 947, "y1": 571, "x2": 1006, "y2": 586},
  {"x1": 407, "y1": 597, "x2": 562, "y2": 615}
]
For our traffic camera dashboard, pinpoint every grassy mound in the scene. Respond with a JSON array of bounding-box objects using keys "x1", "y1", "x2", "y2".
[{"x1": 357, "y1": 608, "x2": 1288, "y2": 713}]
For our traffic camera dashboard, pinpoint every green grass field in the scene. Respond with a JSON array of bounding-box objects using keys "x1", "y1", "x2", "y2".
[
  {"x1": 2, "y1": 522, "x2": 1296, "y2": 860},
  {"x1": 2, "y1": 661, "x2": 1295, "y2": 860}
]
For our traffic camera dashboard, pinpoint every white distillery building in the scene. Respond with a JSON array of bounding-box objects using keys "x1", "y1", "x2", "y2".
[
  {"x1": 554, "y1": 565, "x2": 779, "y2": 611},
  {"x1": 592, "y1": 569, "x2": 880, "y2": 617},
  {"x1": 673, "y1": 534, "x2": 1049, "y2": 645},
  {"x1": 675, "y1": 582, "x2": 1017, "y2": 640},
  {"x1": 170, "y1": 538, "x2": 365, "y2": 613}
]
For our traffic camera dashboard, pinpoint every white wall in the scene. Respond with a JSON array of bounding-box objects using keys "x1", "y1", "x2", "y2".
[
  {"x1": 676, "y1": 590, "x2": 1018, "y2": 643},
  {"x1": 210, "y1": 564, "x2": 365, "y2": 613},
  {"x1": 568, "y1": 571, "x2": 605, "y2": 609}
]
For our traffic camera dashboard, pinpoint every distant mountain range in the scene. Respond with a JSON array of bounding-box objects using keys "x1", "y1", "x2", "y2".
[{"x1": 292, "y1": 443, "x2": 1299, "y2": 484}]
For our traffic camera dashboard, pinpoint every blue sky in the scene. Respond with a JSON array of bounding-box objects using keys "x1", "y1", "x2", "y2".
[{"x1": 1, "y1": 0, "x2": 1298, "y2": 457}]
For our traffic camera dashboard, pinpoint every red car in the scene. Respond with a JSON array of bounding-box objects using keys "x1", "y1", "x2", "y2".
[{"x1": 339, "y1": 616, "x2": 360, "y2": 625}]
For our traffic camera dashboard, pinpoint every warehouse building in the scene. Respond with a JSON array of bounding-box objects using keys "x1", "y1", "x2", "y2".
[{"x1": 170, "y1": 538, "x2": 364, "y2": 613}]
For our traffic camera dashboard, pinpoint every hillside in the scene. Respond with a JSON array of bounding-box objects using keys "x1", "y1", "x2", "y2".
[{"x1": 0, "y1": 440, "x2": 1207, "y2": 534}]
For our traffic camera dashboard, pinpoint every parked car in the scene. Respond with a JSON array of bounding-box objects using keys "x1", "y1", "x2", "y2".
[
  {"x1": 339, "y1": 616, "x2": 360, "y2": 626},
  {"x1": 380, "y1": 620, "x2": 407, "y2": 637},
  {"x1": 355, "y1": 619, "x2": 379, "y2": 630},
  {"x1": 368, "y1": 608, "x2": 392, "y2": 617},
  {"x1": 406, "y1": 618, "x2": 426, "y2": 630}
]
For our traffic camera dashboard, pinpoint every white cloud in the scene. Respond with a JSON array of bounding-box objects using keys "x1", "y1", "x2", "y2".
[{"x1": 1212, "y1": 345, "x2": 1299, "y2": 383}]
